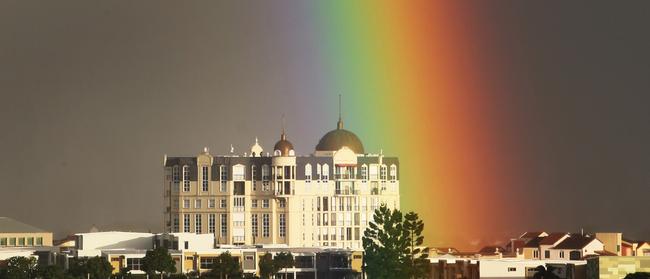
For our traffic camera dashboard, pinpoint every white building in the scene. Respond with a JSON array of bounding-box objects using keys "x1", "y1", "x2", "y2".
[{"x1": 163, "y1": 115, "x2": 400, "y2": 250}]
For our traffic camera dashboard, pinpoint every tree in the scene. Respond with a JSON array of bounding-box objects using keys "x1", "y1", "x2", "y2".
[
  {"x1": 1, "y1": 256, "x2": 36, "y2": 279},
  {"x1": 142, "y1": 247, "x2": 177, "y2": 279},
  {"x1": 210, "y1": 252, "x2": 242, "y2": 279},
  {"x1": 362, "y1": 204, "x2": 409, "y2": 279},
  {"x1": 257, "y1": 254, "x2": 278, "y2": 279},
  {"x1": 85, "y1": 256, "x2": 114, "y2": 279},
  {"x1": 35, "y1": 264, "x2": 67, "y2": 279},
  {"x1": 272, "y1": 252, "x2": 294, "y2": 279},
  {"x1": 533, "y1": 266, "x2": 559, "y2": 279},
  {"x1": 403, "y1": 212, "x2": 430, "y2": 279}
]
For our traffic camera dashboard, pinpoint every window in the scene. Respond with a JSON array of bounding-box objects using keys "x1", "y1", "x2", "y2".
[
  {"x1": 233, "y1": 165, "x2": 245, "y2": 181},
  {"x1": 262, "y1": 199, "x2": 270, "y2": 208},
  {"x1": 251, "y1": 165, "x2": 257, "y2": 190},
  {"x1": 200, "y1": 257, "x2": 216, "y2": 269},
  {"x1": 173, "y1": 216, "x2": 179, "y2": 232},
  {"x1": 202, "y1": 166, "x2": 209, "y2": 191},
  {"x1": 252, "y1": 214, "x2": 258, "y2": 237},
  {"x1": 220, "y1": 165, "x2": 227, "y2": 192},
  {"x1": 184, "y1": 214, "x2": 191, "y2": 233},
  {"x1": 183, "y1": 199, "x2": 190, "y2": 208},
  {"x1": 208, "y1": 199, "x2": 215, "y2": 208},
  {"x1": 195, "y1": 199, "x2": 202, "y2": 209},
  {"x1": 220, "y1": 199, "x2": 226, "y2": 208},
  {"x1": 389, "y1": 164, "x2": 397, "y2": 182},
  {"x1": 361, "y1": 165, "x2": 368, "y2": 182},
  {"x1": 279, "y1": 214, "x2": 286, "y2": 237},
  {"x1": 279, "y1": 199, "x2": 286, "y2": 208},
  {"x1": 172, "y1": 166, "x2": 180, "y2": 181},
  {"x1": 262, "y1": 214, "x2": 270, "y2": 237},
  {"x1": 252, "y1": 199, "x2": 258, "y2": 208},
  {"x1": 545, "y1": 250, "x2": 550, "y2": 259},
  {"x1": 195, "y1": 214, "x2": 202, "y2": 233},
  {"x1": 127, "y1": 258, "x2": 142, "y2": 270},
  {"x1": 208, "y1": 214, "x2": 216, "y2": 233},
  {"x1": 262, "y1": 165, "x2": 270, "y2": 181},
  {"x1": 183, "y1": 166, "x2": 190, "y2": 191},
  {"x1": 9, "y1": 238, "x2": 16, "y2": 246},
  {"x1": 533, "y1": 250, "x2": 539, "y2": 258},
  {"x1": 220, "y1": 214, "x2": 227, "y2": 237},
  {"x1": 369, "y1": 165, "x2": 378, "y2": 180},
  {"x1": 0, "y1": 238, "x2": 6, "y2": 246},
  {"x1": 380, "y1": 165, "x2": 387, "y2": 181},
  {"x1": 560, "y1": 251, "x2": 565, "y2": 258},
  {"x1": 322, "y1": 164, "x2": 329, "y2": 182},
  {"x1": 305, "y1": 164, "x2": 312, "y2": 182},
  {"x1": 508, "y1": 267, "x2": 516, "y2": 272},
  {"x1": 234, "y1": 197, "x2": 245, "y2": 208}
]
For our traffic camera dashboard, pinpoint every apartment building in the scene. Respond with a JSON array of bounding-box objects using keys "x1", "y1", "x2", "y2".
[{"x1": 163, "y1": 116, "x2": 400, "y2": 249}]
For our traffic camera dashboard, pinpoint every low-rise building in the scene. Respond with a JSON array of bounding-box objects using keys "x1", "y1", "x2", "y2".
[
  {"x1": 551, "y1": 235, "x2": 604, "y2": 260},
  {"x1": 0, "y1": 217, "x2": 53, "y2": 248},
  {"x1": 586, "y1": 255, "x2": 650, "y2": 279}
]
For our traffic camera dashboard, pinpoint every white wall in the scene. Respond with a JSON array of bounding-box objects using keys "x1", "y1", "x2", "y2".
[
  {"x1": 75, "y1": 232, "x2": 155, "y2": 257},
  {"x1": 172, "y1": 233, "x2": 214, "y2": 250}
]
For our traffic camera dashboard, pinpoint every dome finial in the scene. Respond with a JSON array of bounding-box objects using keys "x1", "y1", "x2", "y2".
[{"x1": 337, "y1": 94, "x2": 343, "y2": 129}]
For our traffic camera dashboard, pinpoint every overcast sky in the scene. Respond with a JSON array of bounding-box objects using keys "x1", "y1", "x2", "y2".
[{"x1": 1, "y1": 1, "x2": 649, "y2": 245}]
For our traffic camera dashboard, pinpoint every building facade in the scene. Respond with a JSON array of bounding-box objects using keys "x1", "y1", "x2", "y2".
[{"x1": 163, "y1": 118, "x2": 400, "y2": 250}]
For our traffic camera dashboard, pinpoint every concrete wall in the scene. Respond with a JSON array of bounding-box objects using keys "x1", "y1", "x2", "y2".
[{"x1": 588, "y1": 256, "x2": 650, "y2": 279}]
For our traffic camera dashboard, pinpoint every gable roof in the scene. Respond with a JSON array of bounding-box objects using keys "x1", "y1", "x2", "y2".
[
  {"x1": 524, "y1": 236, "x2": 545, "y2": 248},
  {"x1": 520, "y1": 232, "x2": 546, "y2": 239},
  {"x1": 0, "y1": 217, "x2": 47, "y2": 233},
  {"x1": 539, "y1": 232, "x2": 570, "y2": 245},
  {"x1": 552, "y1": 235, "x2": 599, "y2": 250}
]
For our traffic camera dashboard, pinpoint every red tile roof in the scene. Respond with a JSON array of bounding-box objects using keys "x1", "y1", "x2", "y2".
[{"x1": 553, "y1": 235, "x2": 599, "y2": 250}]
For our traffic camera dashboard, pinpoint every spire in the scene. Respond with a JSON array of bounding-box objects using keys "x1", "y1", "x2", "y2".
[
  {"x1": 337, "y1": 94, "x2": 344, "y2": 129},
  {"x1": 281, "y1": 114, "x2": 287, "y2": 140}
]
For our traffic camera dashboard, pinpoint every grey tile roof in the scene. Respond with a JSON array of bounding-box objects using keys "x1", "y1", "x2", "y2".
[{"x1": 0, "y1": 217, "x2": 48, "y2": 233}]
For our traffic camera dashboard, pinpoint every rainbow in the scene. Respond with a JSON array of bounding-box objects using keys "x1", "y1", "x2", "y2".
[{"x1": 288, "y1": 2, "x2": 520, "y2": 249}]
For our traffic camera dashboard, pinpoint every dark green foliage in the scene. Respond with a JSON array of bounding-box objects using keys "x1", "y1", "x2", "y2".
[
  {"x1": 257, "y1": 254, "x2": 278, "y2": 279},
  {"x1": 362, "y1": 205, "x2": 409, "y2": 279},
  {"x1": 624, "y1": 272, "x2": 650, "y2": 279},
  {"x1": 142, "y1": 247, "x2": 177, "y2": 278},
  {"x1": 272, "y1": 252, "x2": 294, "y2": 279},
  {"x1": 362, "y1": 205, "x2": 430, "y2": 279},
  {"x1": 67, "y1": 256, "x2": 113, "y2": 279},
  {"x1": 403, "y1": 212, "x2": 430, "y2": 278},
  {"x1": 209, "y1": 252, "x2": 243, "y2": 279},
  {"x1": 35, "y1": 264, "x2": 67, "y2": 279},
  {"x1": 0, "y1": 256, "x2": 36, "y2": 279}
]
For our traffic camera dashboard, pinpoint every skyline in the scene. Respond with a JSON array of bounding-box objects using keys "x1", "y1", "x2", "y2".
[{"x1": 1, "y1": 1, "x2": 649, "y2": 249}]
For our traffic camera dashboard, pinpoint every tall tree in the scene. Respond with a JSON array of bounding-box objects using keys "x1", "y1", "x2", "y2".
[
  {"x1": 84, "y1": 256, "x2": 113, "y2": 279},
  {"x1": 142, "y1": 247, "x2": 177, "y2": 279},
  {"x1": 210, "y1": 252, "x2": 243, "y2": 279},
  {"x1": 1, "y1": 256, "x2": 36, "y2": 279},
  {"x1": 362, "y1": 204, "x2": 409, "y2": 279},
  {"x1": 257, "y1": 254, "x2": 278, "y2": 279},
  {"x1": 403, "y1": 212, "x2": 430, "y2": 279},
  {"x1": 35, "y1": 264, "x2": 67, "y2": 279},
  {"x1": 272, "y1": 252, "x2": 294, "y2": 279}
]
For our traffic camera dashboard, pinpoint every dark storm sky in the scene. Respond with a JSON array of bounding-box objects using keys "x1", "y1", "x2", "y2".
[{"x1": 0, "y1": 1, "x2": 648, "y2": 243}]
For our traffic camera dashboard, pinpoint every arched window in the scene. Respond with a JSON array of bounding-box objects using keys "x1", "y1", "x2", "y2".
[
  {"x1": 233, "y1": 165, "x2": 245, "y2": 181},
  {"x1": 389, "y1": 164, "x2": 397, "y2": 182},
  {"x1": 172, "y1": 165, "x2": 180, "y2": 182},
  {"x1": 182, "y1": 165, "x2": 190, "y2": 192},
  {"x1": 274, "y1": 150, "x2": 281, "y2": 156},
  {"x1": 305, "y1": 164, "x2": 312, "y2": 182},
  {"x1": 322, "y1": 164, "x2": 329, "y2": 182}
]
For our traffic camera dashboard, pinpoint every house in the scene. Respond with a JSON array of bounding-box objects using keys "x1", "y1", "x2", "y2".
[
  {"x1": 522, "y1": 236, "x2": 544, "y2": 259},
  {"x1": 595, "y1": 233, "x2": 622, "y2": 256},
  {"x1": 539, "y1": 233, "x2": 570, "y2": 260},
  {"x1": 636, "y1": 241, "x2": 650, "y2": 256},
  {"x1": 551, "y1": 235, "x2": 604, "y2": 260}
]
